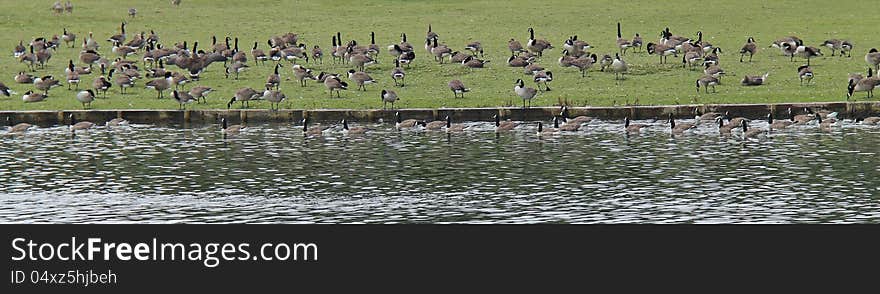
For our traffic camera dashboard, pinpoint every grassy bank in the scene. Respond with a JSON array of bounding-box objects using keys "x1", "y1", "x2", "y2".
[{"x1": 0, "y1": 0, "x2": 877, "y2": 111}]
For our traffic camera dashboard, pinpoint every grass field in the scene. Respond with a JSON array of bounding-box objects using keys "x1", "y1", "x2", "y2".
[{"x1": 0, "y1": 0, "x2": 877, "y2": 111}]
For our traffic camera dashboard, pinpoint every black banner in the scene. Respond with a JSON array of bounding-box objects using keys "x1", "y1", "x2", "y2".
[{"x1": 2, "y1": 225, "x2": 878, "y2": 292}]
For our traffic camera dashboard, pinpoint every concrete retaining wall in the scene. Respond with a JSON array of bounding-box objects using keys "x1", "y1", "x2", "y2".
[{"x1": 3, "y1": 101, "x2": 880, "y2": 126}]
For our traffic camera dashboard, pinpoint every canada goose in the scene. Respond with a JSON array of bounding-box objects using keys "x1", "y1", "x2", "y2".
[
  {"x1": 815, "y1": 114, "x2": 837, "y2": 132},
  {"x1": 741, "y1": 73, "x2": 769, "y2": 86},
  {"x1": 323, "y1": 75, "x2": 348, "y2": 97},
  {"x1": 15, "y1": 72, "x2": 34, "y2": 84},
  {"x1": 464, "y1": 41, "x2": 484, "y2": 57},
  {"x1": 668, "y1": 114, "x2": 697, "y2": 134},
  {"x1": 429, "y1": 37, "x2": 452, "y2": 63},
  {"x1": 508, "y1": 38, "x2": 525, "y2": 54},
  {"x1": 509, "y1": 54, "x2": 532, "y2": 67},
  {"x1": 717, "y1": 116, "x2": 735, "y2": 135},
  {"x1": 536, "y1": 118, "x2": 559, "y2": 136},
  {"x1": 857, "y1": 116, "x2": 880, "y2": 125},
  {"x1": 347, "y1": 69, "x2": 375, "y2": 91},
  {"x1": 21, "y1": 90, "x2": 46, "y2": 102},
  {"x1": 349, "y1": 53, "x2": 376, "y2": 72},
  {"x1": 105, "y1": 117, "x2": 128, "y2": 127},
  {"x1": 282, "y1": 44, "x2": 309, "y2": 64},
  {"x1": 144, "y1": 72, "x2": 172, "y2": 98},
  {"x1": 448, "y1": 79, "x2": 470, "y2": 98},
  {"x1": 737, "y1": 37, "x2": 757, "y2": 62},
  {"x1": 425, "y1": 24, "x2": 439, "y2": 40},
  {"x1": 570, "y1": 54, "x2": 597, "y2": 77},
  {"x1": 171, "y1": 90, "x2": 195, "y2": 110},
  {"x1": 723, "y1": 112, "x2": 749, "y2": 128},
  {"x1": 107, "y1": 22, "x2": 127, "y2": 44},
  {"x1": 332, "y1": 35, "x2": 347, "y2": 64},
  {"x1": 389, "y1": 59, "x2": 406, "y2": 87},
  {"x1": 224, "y1": 61, "x2": 248, "y2": 80},
  {"x1": 18, "y1": 45, "x2": 37, "y2": 71},
  {"x1": 398, "y1": 50, "x2": 415, "y2": 67},
  {"x1": 514, "y1": 79, "x2": 538, "y2": 108},
  {"x1": 771, "y1": 36, "x2": 801, "y2": 52},
  {"x1": 75, "y1": 89, "x2": 95, "y2": 109},
  {"x1": 493, "y1": 114, "x2": 517, "y2": 132},
  {"x1": 866, "y1": 48, "x2": 880, "y2": 71},
  {"x1": 462, "y1": 55, "x2": 489, "y2": 69},
  {"x1": 560, "y1": 106, "x2": 595, "y2": 124},
  {"x1": 128, "y1": 7, "x2": 137, "y2": 18},
  {"x1": 0, "y1": 82, "x2": 14, "y2": 97},
  {"x1": 682, "y1": 51, "x2": 703, "y2": 69},
  {"x1": 703, "y1": 64, "x2": 726, "y2": 80},
  {"x1": 172, "y1": 0, "x2": 181, "y2": 6},
  {"x1": 291, "y1": 64, "x2": 316, "y2": 87},
  {"x1": 526, "y1": 28, "x2": 553, "y2": 57},
  {"x1": 35, "y1": 47, "x2": 53, "y2": 69},
  {"x1": 250, "y1": 42, "x2": 267, "y2": 65},
  {"x1": 558, "y1": 52, "x2": 577, "y2": 67},
  {"x1": 795, "y1": 45, "x2": 822, "y2": 66},
  {"x1": 696, "y1": 75, "x2": 720, "y2": 93},
  {"x1": 533, "y1": 71, "x2": 553, "y2": 91},
  {"x1": 659, "y1": 28, "x2": 689, "y2": 48},
  {"x1": 798, "y1": 65, "x2": 814, "y2": 86},
  {"x1": 61, "y1": 28, "x2": 76, "y2": 48},
  {"x1": 558, "y1": 116, "x2": 581, "y2": 132},
  {"x1": 822, "y1": 39, "x2": 853, "y2": 57},
  {"x1": 767, "y1": 113, "x2": 793, "y2": 130},
  {"x1": 398, "y1": 33, "x2": 413, "y2": 52},
  {"x1": 381, "y1": 89, "x2": 398, "y2": 110},
  {"x1": 52, "y1": 1, "x2": 63, "y2": 14},
  {"x1": 342, "y1": 119, "x2": 367, "y2": 135},
  {"x1": 264, "y1": 63, "x2": 282, "y2": 90},
  {"x1": 524, "y1": 62, "x2": 544, "y2": 75},
  {"x1": 220, "y1": 118, "x2": 245, "y2": 135},
  {"x1": 616, "y1": 23, "x2": 632, "y2": 55},
  {"x1": 107, "y1": 68, "x2": 132, "y2": 94},
  {"x1": 33, "y1": 76, "x2": 60, "y2": 95},
  {"x1": 788, "y1": 107, "x2": 815, "y2": 124},
  {"x1": 13, "y1": 40, "x2": 26, "y2": 58},
  {"x1": 262, "y1": 89, "x2": 286, "y2": 111},
  {"x1": 624, "y1": 117, "x2": 648, "y2": 134},
  {"x1": 69, "y1": 114, "x2": 95, "y2": 132},
  {"x1": 563, "y1": 35, "x2": 590, "y2": 56},
  {"x1": 387, "y1": 43, "x2": 406, "y2": 59},
  {"x1": 227, "y1": 87, "x2": 260, "y2": 109},
  {"x1": 64, "y1": 1, "x2": 73, "y2": 13},
  {"x1": 450, "y1": 51, "x2": 469, "y2": 63},
  {"x1": 646, "y1": 42, "x2": 677, "y2": 63},
  {"x1": 187, "y1": 85, "x2": 212, "y2": 104},
  {"x1": 741, "y1": 120, "x2": 764, "y2": 139},
  {"x1": 66, "y1": 61, "x2": 80, "y2": 90},
  {"x1": 611, "y1": 53, "x2": 628, "y2": 80},
  {"x1": 311, "y1": 45, "x2": 323, "y2": 64},
  {"x1": 6, "y1": 117, "x2": 33, "y2": 134},
  {"x1": 847, "y1": 68, "x2": 880, "y2": 99},
  {"x1": 301, "y1": 117, "x2": 326, "y2": 137},
  {"x1": 395, "y1": 112, "x2": 420, "y2": 130}
]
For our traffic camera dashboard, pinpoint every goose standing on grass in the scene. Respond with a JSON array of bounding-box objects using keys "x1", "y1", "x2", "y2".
[
  {"x1": 322, "y1": 75, "x2": 348, "y2": 98},
  {"x1": 75, "y1": 89, "x2": 95, "y2": 109},
  {"x1": 227, "y1": 87, "x2": 260, "y2": 109},
  {"x1": 822, "y1": 39, "x2": 853, "y2": 57},
  {"x1": 13, "y1": 41, "x2": 25, "y2": 58},
  {"x1": 646, "y1": 42, "x2": 677, "y2": 64},
  {"x1": 341, "y1": 119, "x2": 367, "y2": 135},
  {"x1": 696, "y1": 75, "x2": 720, "y2": 93},
  {"x1": 220, "y1": 118, "x2": 245, "y2": 136},
  {"x1": 292, "y1": 64, "x2": 316, "y2": 87},
  {"x1": 798, "y1": 65, "x2": 814, "y2": 85},
  {"x1": 448, "y1": 79, "x2": 470, "y2": 98},
  {"x1": 624, "y1": 117, "x2": 648, "y2": 134},
  {"x1": 62, "y1": 28, "x2": 76, "y2": 48},
  {"x1": 262, "y1": 88, "x2": 286, "y2": 111},
  {"x1": 172, "y1": 90, "x2": 196, "y2": 110},
  {"x1": 391, "y1": 59, "x2": 405, "y2": 87},
  {"x1": 429, "y1": 37, "x2": 452, "y2": 64},
  {"x1": 570, "y1": 54, "x2": 597, "y2": 78},
  {"x1": 69, "y1": 114, "x2": 95, "y2": 132},
  {"x1": 66, "y1": 61, "x2": 80, "y2": 90},
  {"x1": 348, "y1": 69, "x2": 376, "y2": 91},
  {"x1": 704, "y1": 64, "x2": 726, "y2": 80},
  {"x1": 526, "y1": 28, "x2": 553, "y2": 57},
  {"x1": 22, "y1": 91, "x2": 47, "y2": 103},
  {"x1": 252, "y1": 42, "x2": 267, "y2": 65},
  {"x1": 33, "y1": 76, "x2": 60, "y2": 95},
  {"x1": 108, "y1": 68, "x2": 133, "y2": 95},
  {"x1": 616, "y1": 23, "x2": 632, "y2": 55},
  {"x1": 493, "y1": 114, "x2": 517, "y2": 133},
  {"x1": 381, "y1": 89, "x2": 398, "y2": 110},
  {"x1": 611, "y1": 53, "x2": 627, "y2": 80},
  {"x1": 741, "y1": 73, "x2": 769, "y2": 86},
  {"x1": 225, "y1": 61, "x2": 248, "y2": 80},
  {"x1": 533, "y1": 71, "x2": 553, "y2": 91},
  {"x1": 846, "y1": 68, "x2": 880, "y2": 99},
  {"x1": 514, "y1": 79, "x2": 538, "y2": 108},
  {"x1": 465, "y1": 41, "x2": 484, "y2": 57},
  {"x1": 188, "y1": 85, "x2": 213, "y2": 104},
  {"x1": 266, "y1": 63, "x2": 282, "y2": 90},
  {"x1": 866, "y1": 48, "x2": 880, "y2": 71},
  {"x1": 145, "y1": 72, "x2": 172, "y2": 98},
  {"x1": 740, "y1": 37, "x2": 757, "y2": 62},
  {"x1": 311, "y1": 45, "x2": 323, "y2": 64}
]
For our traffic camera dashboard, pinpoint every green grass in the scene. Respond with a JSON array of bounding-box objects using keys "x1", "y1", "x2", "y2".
[{"x1": 0, "y1": 0, "x2": 877, "y2": 111}]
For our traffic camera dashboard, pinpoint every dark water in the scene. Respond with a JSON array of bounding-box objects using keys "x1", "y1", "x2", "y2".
[{"x1": 1, "y1": 118, "x2": 879, "y2": 223}]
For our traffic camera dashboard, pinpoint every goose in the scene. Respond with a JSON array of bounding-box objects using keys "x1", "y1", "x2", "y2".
[
  {"x1": 510, "y1": 54, "x2": 532, "y2": 67},
  {"x1": 739, "y1": 37, "x2": 757, "y2": 62},
  {"x1": 224, "y1": 61, "x2": 248, "y2": 80},
  {"x1": 450, "y1": 51, "x2": 470, "y2": 64},
  {"x1": 398, "y1": 33, "x2": 413, "y2": 52},
  {"x1": 13, "y1": 40, "x2": 25, "y2": 58},
  {"x1": 341, "y1": 119, "x2": 367, "y2": 135},
  {"x1": 347, "y1": 69, "x2": 376, "y2": 91},
  {"x1": 741, "y1": 73, "x2": 769, "y2": 86},
  {"x1": 144, "y1": 72, "x2": 172, "y2": 98},
  {"x1": 536, "y1": 118, "x2": 560, "y2": 136},
  {"x1": 659, "y1": 28, "x2": 690, "y2": 48},
  {"x1": 282, "y1": 44, "x2": 309, "y2": 64},
  {"x1": 106, "y1": 117, "x2": 128, "y2": 127},
  {"x1": 558, "y1": 52, "x2": 577, "y2": 67},
  {"x1": 422, "y1": 117, "x2": 446, "y2": 131},
  {"x1": 767, "y1": 113, "x2": 793, "y2": 130},
  {"x1": 367, "y1": 32, "x2": 380, "y2": 58},
  {"x1": 69, "y1": 114, "x2": 95, "y2": 132},
  {"x1": 349, "y1": 53, "x2": 376, "y2": 72},
  {"x1": 704, "y1": 64, "x2": 726, "y2": 79},
  {"x1": 526, "y1": 28, "x2": 553, "y2": 57},
  {"x1": 795, "y1": 45, "x2": 822, "y2": 66},
  {"x1": 857, "y1": 116, "x2": 880, "y2": 125},
  {"x1": 292, "y1": 64, "x2": 316, "y2": 87},
  {"x1": 6, "y1": 117, "x2": 33, "y2": 134},
  {"x1": 465, "y1": 41, "x2": 484, "y2": 57},
  {"x1": 35, "y1": 48, "x2": 53, "y2": 69},
  {"x1": 390, "y1": 59, "x2": 405, "y2": 87},
  {"x1": 15, "y1": 72, "x2": 34, "y2": 84},
  {"x1": 172, "y1": 90, "x2": 195, "y2": 110},
  {"x1": 265, "y1": 63, "x2": 282, "y2": 90},
  {"x1": 514, "y1": 79, "x2": 538, "y2": 108},
  {"x1": 0, "y1": 82, "x2": 14, "y2": 97},
  {"x1": 822, "y1": 39, "x2": 853, "y2": 57},
  {"x1": 563, "y1": 35, "x2": 591, "y2": 56},
  {"x1": 646, "y1": 42, "x2": 677, "y2": 63},
  {"x1": 52, "y1": 2, "x2": 63, "y2": 14},
  {"x1": 533, "y1": 71, "x2": 553, "y2": 91},
  {"x1": 66, "y1": 61, "x2": 80, "y2": 90},
  {"x1": 866, "y1": 48, "x2": 880, "y2": 71},
  {"x1": 78, "y1": 50, "x2": 101, "y2": 70},
  {"x1": 524, "y1": 62, "x2": 544, "y2": 75},
  {"x1": 493, "y1": 114, "x2": 517, "y2": 132},
  {"x1": 696, "y1": 75, "x2": 720, "y2": 93},
  {"x1": 771, "y1": 36, "x2": 801, "y2": 52},
  {"x1": 220, "y1": 118, "x2": 245, "y2": 135},
  {"x1": 64, "y1": 1, "x2": 73, "y2": 13},
  {"x1": 33, "y1": 76, "x2": 60, "y2": 95},
  {"x1": 387, "y1": 43, "x2": 406, "y2": 59},
  {"x1": 395, "y1": 112, "x2": 420, "y2": 130},
  {"x1": 251, "y1": 42, "x2": 267, "y2": 65},
  {"x1": 717, "y1": 116, "x2": 735, "y2": 135},
  {"x1": 462, "y1": 55, "x2": 489, "y2": 69},
  {"x1": 703, "y1": 47, "x2": 722, "y2": 66},
  {"x1": 19, "y1": 45, "x2": 38, "y2": 71},
  {"x1": 624, "y1": 117, "x2": 648, "y2": 134},
  {"x1": 311, "y1": 45, "x2": 323, "y2": 64},
  {"x1": 668, "y1": 114, "x2": 697, "y2": 134},
  {"x1": 445, "y1": 116, "x2": 466, "y2": 133},
  {"x1": 426, "y1": 24, "x2": 439, "y2": 41},
  {"x1": 611, "y1": 53, "x2": 628, "y2": 80},
  {"x1": 815, "y1": 114, "x2": 837, "y2": 132},
  {"x1": 301, "y1": 117, "x2": 326, "y2": 137},
  {"x1": 332, "y1": 35, "x2": 347, "y2": 64},
  {"x1": 107, "y1": 22, "x2": 127, "y2": 44},
  {"x1": 61, "y1": 28, "x2": 76, "y2": 48},
  {"x1": 381, "y1": 89, "x2": 398, "y2": 110},
  {"x1": 323, "y1": 75, "x2": 348, "y2": 97},
  {"x1": 448, "y1": 79, "x2": 469, "y2": 98},
  {"x1": 798, "y1": 65, "x2": 814, "y2": 85},
  {"x1": 429, "y1": 37, "x2": 452, "y2": 63},
  {"x1": 22, "y1": 90, "x2": 47, "y2": 102},
  {"x1": 107, "y1": 68, "x2": 133, "y2": 94},
  {"x1": 398, "y1": 50, "x2": 415, "y2": 67},
  {"x1": 560, "y1": 106, "x2": 595, "y2": 124},
  {"x1": 508, "y1": 38, "x2": 525, "y2": 55},
  {"x1": 570, "y1": 54, "x2": 597, "y2": 77},
  {"x1": 188, "y1": 85, "x2": 213, "y2": 104},
  {"x1": 262, "y1": 89, "x2": 286, "y2": 111},
  {"x1": 741, "y1": 120, "x2": 765, "y2": 139},
  {"x1": 616, "y1": 23, "x2": 632, "y2": 55},
  {"x1": 682, "y1": 51, "x2": 703, "y2": 69},
  {"x1": 789, "y1": 108, "x2": 815, "y2": 124},
  {"x1": 75, "y1": 89, "x2": 95, "y2": 109},
  {"x1": 847, "y1": 68, "x2": 880, "y2": 99},
  {"x1": 227, "y1": 87, "x2": 260, "y2": 109},
  {"x1": 723, "y1": 112, "x2": 749, "y2": 128},
  {"x1": 558, "y1": 116, "x2": 582, "y2": 132},
  {"x1": 172, "y1": 0, "x2": 181, "y2": 6}
]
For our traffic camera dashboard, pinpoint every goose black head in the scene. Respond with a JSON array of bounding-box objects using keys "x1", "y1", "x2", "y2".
[
  {"x1": 847, "y1": 79, "x2": 855, "y2": 98},
  {"x1": 624, "y1": 117, "x2": 630, "y2": 128},
  {"x1": 395, "y1": 111, "x2": 402, "y2": 124},
  {"x1": 767, "y1": 113, "x2": 774, "y2": 124},
  {"x1": 553, "y1": 116, "x2": 560, "y2": 128},
  {"x1": 446, "y1": 116, "x2": 452, "y2": 128},
  {"x1": 493, "y1": 114, "x2": 500, "y2": 126},
  {"x1": 69, "y1": 113, "x2": 76, "y2": 126},
  {"x1": 342, "y1": 119, "x2": 349, "y2": 130},
  {"x1": 221, "y1": 117, "x2": 228, "y2": 129},
  {"x1": 226, "y1": 97, "x2": 235, "y2": 109}
]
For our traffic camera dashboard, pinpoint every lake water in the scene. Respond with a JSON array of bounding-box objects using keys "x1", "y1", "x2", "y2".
[{"x1": 1, "y1": 117, "x2": 879, "y2": 223}]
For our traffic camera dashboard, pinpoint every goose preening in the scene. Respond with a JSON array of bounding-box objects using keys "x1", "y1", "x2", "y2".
[{"x1": 381, "y1": 89, "x2": 398, "y2": 110}]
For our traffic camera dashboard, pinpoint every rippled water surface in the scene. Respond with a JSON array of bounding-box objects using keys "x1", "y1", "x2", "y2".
[{"x1": 1, "y1": 118, "x2": 879, "y2": 223}]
